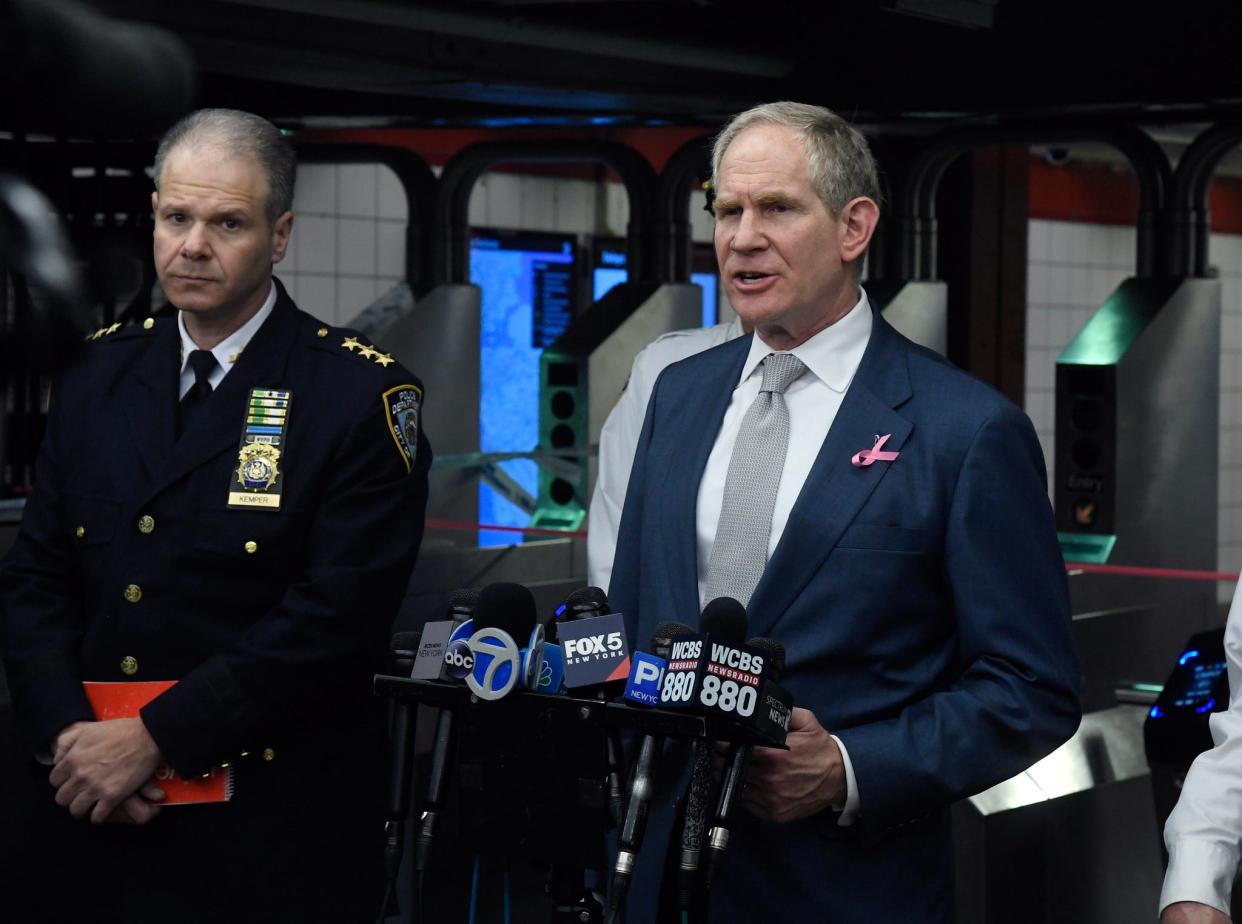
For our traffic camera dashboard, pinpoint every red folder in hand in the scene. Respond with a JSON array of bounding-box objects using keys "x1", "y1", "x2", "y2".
[{"x1": 82, "y1": 680, "x2": 233, "y2": 805}]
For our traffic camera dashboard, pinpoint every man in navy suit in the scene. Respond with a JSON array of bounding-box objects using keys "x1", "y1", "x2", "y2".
[
  {"x1": 609, "y1": 101, "x2": 1080, "y2": 921},
  {"x1": 0, "y1": 109, "x2": 429, "y2": 923}
]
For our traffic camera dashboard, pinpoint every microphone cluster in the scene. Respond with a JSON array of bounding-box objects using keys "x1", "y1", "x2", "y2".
[{"x1": 385, "y1": 582, "x2": 794, "y2": 923}]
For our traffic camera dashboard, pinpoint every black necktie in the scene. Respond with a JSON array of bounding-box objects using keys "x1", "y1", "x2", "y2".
[{"x1": 178, "y1": 349, "x2": 218, "y2": 437}]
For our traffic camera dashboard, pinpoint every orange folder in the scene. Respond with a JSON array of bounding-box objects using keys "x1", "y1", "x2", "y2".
[{"x1": 82, "y1": 680, "x2": 233, "y2": 805}]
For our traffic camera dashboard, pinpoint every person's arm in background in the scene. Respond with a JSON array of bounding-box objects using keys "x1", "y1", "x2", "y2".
[
  {"x1": 1160, "y1": 579, "x2": 1242, "y2": 922},
  {"x1": 587, "y1": 348, "x2": 653, "y2": 593}
]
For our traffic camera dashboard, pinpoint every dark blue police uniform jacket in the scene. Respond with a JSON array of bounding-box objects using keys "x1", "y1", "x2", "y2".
[
  {"x1": 609, "y1": 306, "x2": 1081, "y2": 922},
  {"x1": 0, "y1": 280, "x2": 430, "y2": 923}
]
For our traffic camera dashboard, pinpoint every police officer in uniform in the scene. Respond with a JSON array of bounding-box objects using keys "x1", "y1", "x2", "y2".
[{"x1": 0, "y1": 109, "x2": 430, "y2": 923}]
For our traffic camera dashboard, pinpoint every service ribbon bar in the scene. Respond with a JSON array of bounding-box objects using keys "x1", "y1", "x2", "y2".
[{"x1": 228, "y1": 387, "x2": 293, "y2": 511}]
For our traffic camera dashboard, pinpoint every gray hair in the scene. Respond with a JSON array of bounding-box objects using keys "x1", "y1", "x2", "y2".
[
  {"x1": 711, "y1": 101, "x2": 880, "y2": 213},
  {"x1": 153, "y1": 108, "x2": 296, "y2": 225}
]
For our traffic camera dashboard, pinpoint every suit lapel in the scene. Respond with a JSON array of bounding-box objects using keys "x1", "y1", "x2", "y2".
[
  {"x1": 746, "y1": 311, "x2": 915, "y2": 639},
  {"x1": 122, "y1": 321, "x2": 180, "y2": 482},
  {"x1": 142, "y1": 289, "x2": 300, "y2": 502},
  {"x1": 659, "y1": 335, "x2": 751, "y2": 628}
]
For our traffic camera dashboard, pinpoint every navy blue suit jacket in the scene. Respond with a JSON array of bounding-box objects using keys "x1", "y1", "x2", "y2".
[
  {"x1": 609, "y1": 306, "x2": 1080, "y2": 922},
  {"x1": 0, "y1": 281, "x2": 430, "y2": 923}
]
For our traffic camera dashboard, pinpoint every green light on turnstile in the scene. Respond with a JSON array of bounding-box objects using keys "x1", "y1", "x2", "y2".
[
  {"x1": 1057, "y1": 286, "x2": 1158, "y2": 366},
  {"x1": 1131, "y1": 683, "x2": 1164, "y2": 694},
  {"x1": 1058, "y1": 531, "x2": 1117, "y2": 564}
]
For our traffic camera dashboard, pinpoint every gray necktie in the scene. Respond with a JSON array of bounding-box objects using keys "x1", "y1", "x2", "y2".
[{"x1": 704, "y1": 352, "x2": 808, "y2": 607}]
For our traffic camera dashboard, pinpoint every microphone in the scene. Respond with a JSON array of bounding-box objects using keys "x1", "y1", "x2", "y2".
[
  {"x1": 623, "y1": 620, "x2": 691, "y2": 708},
  {"x1": 554, "y1": 586, "x2": 633, "y2": 828},
  {"x1": 705, "y1": 637, "x2": 787, "y2": 892},
  {"x1": 412, "y1": 588, "x2": 479, "y2": 681},
  {"x1": 382, "y1": 629, "x2": 421, "y2": 918},
  {"x1": 463, "y1": 582, "x2": 539, "y2": 701},
  {"x1": 608, "y1": 622, "x2": 691, "y2": 923},
  {"x1": 415, "y1": 590, "x2": 480, "y2": 878},
  {"x1": 674, "y1": 597, "x2": 748, "y2": 914}
]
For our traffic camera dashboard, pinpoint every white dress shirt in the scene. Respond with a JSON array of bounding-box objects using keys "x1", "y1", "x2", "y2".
[
  {"x1": 1160, "y1": 576, "x2": 1242, "y2": 916},
  {"x1": 695, "y1": 288, "x2": 872, "y2": 824},
  {"x1": 587, "y1": 318, "x2": 745, "y2": 592},
  {"x1": 177, "y1": 280, "x2": 277, "y2": 398}
]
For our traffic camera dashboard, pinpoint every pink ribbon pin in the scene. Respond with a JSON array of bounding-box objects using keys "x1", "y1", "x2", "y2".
[{"x1": 852, "y1": 433, "x2": 899, "y2": 468}]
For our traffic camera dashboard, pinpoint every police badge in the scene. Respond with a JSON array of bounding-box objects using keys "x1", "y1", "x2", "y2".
[
  {"x1": 383, "y1": 384, "x2": 422, "y2": 472},
  {"x1": 228, "y1": 388, "x2": 291, "y2": 510}
]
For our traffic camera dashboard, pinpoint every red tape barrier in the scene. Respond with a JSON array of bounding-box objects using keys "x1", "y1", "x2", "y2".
[
  {"x1": 425, "y1": 519, "x2": 1240, "y2": 582},
  {"x1": 426, "y1": 518, "x2": 589, "y2": 539},
  {"x1": 1065, "y1": 562, "x2": 1239, "y2": 583}
]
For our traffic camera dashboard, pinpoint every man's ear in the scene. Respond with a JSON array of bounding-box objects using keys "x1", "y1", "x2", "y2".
[
  {"x1": 271, "y1": 211, "x2": 294, "y2": 263},
  {"x1": 150, "y1": 191, "x2": 159, "y2": 220},
  {"x1": 838, "y1": 197, "x2": 880, "y2": 265}
]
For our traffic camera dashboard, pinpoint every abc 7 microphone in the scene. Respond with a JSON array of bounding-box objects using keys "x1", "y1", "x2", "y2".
[{"x1": 442, "y1": 582, "x2": 545, "y2": 701}]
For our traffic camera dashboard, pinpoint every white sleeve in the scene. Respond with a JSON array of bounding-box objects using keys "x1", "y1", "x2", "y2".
[
  {"x1": 830, "y1": 734, "x2": 861, "y2": 825},
  {"x1": 587, "y1": 349, "x2": 655, "y2": 593},
  {"x1": 1160, "y1": 578, "x2": 1242, "y2": 915}
]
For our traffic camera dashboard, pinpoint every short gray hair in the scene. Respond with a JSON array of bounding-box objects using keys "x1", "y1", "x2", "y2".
[
  {"x1": 711, "y1": 101, "x2": 880, "y2": 213},
  {"x1": 153, "y1": 108, "x2": 296, "y2": 225}
]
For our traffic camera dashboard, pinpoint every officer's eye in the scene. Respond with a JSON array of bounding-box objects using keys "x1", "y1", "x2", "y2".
[
  {"x1": 221, "y1": 217, "x2": 242, "y2": 231},
  {"x1": 167, "y1": 212, "x2": 186, "y2": 224}
]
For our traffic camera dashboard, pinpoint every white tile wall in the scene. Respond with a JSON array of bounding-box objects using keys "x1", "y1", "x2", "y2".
[
  {"x1": 278, "y1": 163, "x2": 408, "y2": 328},
  {"x1": 1028, "y1": 219, "x2": 1242, "y2": 599}
]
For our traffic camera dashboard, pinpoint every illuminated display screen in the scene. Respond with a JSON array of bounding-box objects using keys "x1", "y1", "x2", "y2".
[
  {"x1": 591, "y1": 244, "x2": 719, "y2": 327},
  {"x1": 471, "y1": 230, "x2": 576, "y2": 547}
]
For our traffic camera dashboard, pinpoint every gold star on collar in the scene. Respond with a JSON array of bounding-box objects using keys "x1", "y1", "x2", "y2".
[
  {"x1": 342, "y1": 336, "x2": 361, "y2": 352},
  {"x1": 357, "y1": 344, "x2": 377, "y2": 360},
  {"x1": 374, "y1": 352, "x2": 395, "y2": 368}
]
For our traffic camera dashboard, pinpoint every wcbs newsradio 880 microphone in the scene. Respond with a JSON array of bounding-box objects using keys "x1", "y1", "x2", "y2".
[{"x1": 706, "y1": 637, "x2": 789, "y2": 890}]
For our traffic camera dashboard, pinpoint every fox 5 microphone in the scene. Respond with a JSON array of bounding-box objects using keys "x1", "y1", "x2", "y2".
[
  {"x1": 705, "y1": 637, "x2": 788, "y2": 892},
  {"x1": 608, "y1": 622, "x2": 692, "y2": 923},
  {"x1": 555, "y1": 586, "x2": 633, "y2": 827}
]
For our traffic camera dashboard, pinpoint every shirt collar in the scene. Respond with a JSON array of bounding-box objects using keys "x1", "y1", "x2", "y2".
[
  {"x1": 178, "y1": 280, "x2": 277, "y2": 372},
  {"x1": 738, "y1": 286, "x2": 873, "y2": 393}
]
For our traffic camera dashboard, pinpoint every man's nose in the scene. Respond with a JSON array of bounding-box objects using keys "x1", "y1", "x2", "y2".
[
  {"x1": 180, "y1": 222, "x2": 210, "y2": 258},
  {"x1": 731, "y1": 210, "x2": 767, "y2": 251}
]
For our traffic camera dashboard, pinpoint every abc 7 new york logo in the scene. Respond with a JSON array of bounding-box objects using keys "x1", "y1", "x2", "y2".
[{"x1": 444, "y1": 630, "x2": 525, "y2": 701}]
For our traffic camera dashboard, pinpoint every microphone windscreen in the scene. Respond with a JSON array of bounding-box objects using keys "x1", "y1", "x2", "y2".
[
  {"x1": 651, "y1": 621, "x2": 695, "y2": 648},
  {"x1": 475, "y1": 582, "x2": 538, "y2": 640},
  {"x1": 746, "y1": 637, "x2": 786, "y2": 682},
  {"x1": 391, "y1": 630, "x2": 422, "y2": 654},
  {"x1": 450, "y1": 588, "x2": 480, "y2": 610},
  {"x1": 700, "y1": 597, "x2": 747, "y2": 645},
  {"x1": 565, "y1": 586, "x2": 610, "y2": 615}
]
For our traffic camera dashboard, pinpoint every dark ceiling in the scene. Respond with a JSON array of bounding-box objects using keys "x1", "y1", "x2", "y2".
[
  {"x1": 65, "y1": 0, "x2": 1242, "y2": 134},
  {"x1": 5, "y1": 0, "x2": 1242, "y2": 141}
]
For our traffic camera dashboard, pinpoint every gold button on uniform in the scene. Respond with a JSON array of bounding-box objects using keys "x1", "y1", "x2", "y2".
[
  {"x1": 244, "y1": 540, "x2": 258, "y2": 554},
  {"x1": 262, "y1": 748, "x2": 276, "y2": 762},
  {"x1": 137, "y1": 515, "x2": 155, "y2": 534},
  {"x1": 316, "y1": 327, "x2": 329, "y2": 338},
  {"x1": 123, "y1": 584, "x2": 142, "y2": 603},
  {"x1": 75, "y1": 526, "x2": 86, "y2": 538},
  {"x1": 142, "y1": 317, "x2": 155, "y2": 330},
  {"x1": 120, "y1": 656, "x2": 138, "y2": 676}
]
